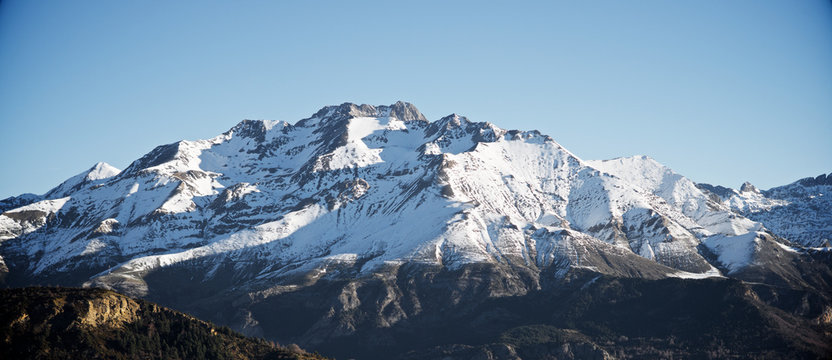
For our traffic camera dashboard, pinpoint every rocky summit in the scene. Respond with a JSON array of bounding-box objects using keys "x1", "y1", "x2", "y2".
[{"x1": 1, "y1": 102, "x2": 830, "y2": 359}]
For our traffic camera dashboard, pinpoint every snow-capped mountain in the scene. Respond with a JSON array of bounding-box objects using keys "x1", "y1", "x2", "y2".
[{"x1": 1, "y1": 102, "x2": 829, "y2": 357}]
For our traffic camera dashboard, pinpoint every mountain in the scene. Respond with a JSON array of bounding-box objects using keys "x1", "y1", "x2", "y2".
[
  {"x1": 1, "y1": 102, "x2": 830, "y2": 358},
  {"x1": 0, "y1": 287, "x2": 326, "y2": 359}
]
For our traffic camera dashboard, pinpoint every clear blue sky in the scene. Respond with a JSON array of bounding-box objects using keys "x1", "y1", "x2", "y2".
[{"x1": 1, "y1": 1, "x2": 830, "y2": 199}]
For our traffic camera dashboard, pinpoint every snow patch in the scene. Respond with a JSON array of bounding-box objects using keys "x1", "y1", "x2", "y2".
[
  {"x1": 81, "y1": 239, "x2": 108, "y2": 256},
  {"x1": 702, "y1": 232, "x2": 761, "y2": 273},
  {"x1": 668, "y1": 266, "x2": 724, "y2": 279}
]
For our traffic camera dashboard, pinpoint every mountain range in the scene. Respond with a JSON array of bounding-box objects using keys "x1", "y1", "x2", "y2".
[{"x1": 2, "y1": 102, "x2": 830, "y2": 358}]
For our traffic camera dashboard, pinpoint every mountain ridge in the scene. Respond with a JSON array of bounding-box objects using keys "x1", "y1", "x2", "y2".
[{"x1": 1, "y1": 101, "x2": 828, "y2": 286}]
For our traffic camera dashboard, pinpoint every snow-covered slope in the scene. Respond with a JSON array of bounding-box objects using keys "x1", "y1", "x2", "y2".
[
  {"x1": 0, "y1": 162, "x2": 120, "y2": 213},
  {"x1": 0, "y1": 102, "x2": 825, "y2": 297},
  {"x1": 586, "y1": 156, "x2": 760, "y2": 236},
  {"x1": 697, "y1": 174, "x2": 832, "y2": 247}
]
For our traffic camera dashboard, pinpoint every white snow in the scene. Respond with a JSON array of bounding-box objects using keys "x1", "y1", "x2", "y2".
[
  {"x1": 0, "y1": 197, "x2": 71, "y2": 240},
  {"x1": 81, "y1": 238, "x2": 108, "y2": 256},
  {"x1": 315, "y1": 117, "x2": 387, "y2": 171},
  {"x1": 701, "y1": 232, "x2": 761, "y2": 273},
  {"x1": 7, "y1": 196, "x2": 71, "y2": 213},
  {"x1": 774, "y1": 241, "x2": 800, "y2": 253},
  {"x1": 85, "y1": 162, "x2": 121, "y2": 181},
  {"x1": 668, "y1": 266, "x2": 724, "y2": 279},
  {"x1": 587, "y1": 156, "x2": 761, "y2": 236}
]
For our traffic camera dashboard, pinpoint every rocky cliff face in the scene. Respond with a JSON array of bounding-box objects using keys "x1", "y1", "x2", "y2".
[
  {"x1": 1, "y1": 102, "x2": 829, "y2": 359},
  {"x1": 0, "y1": 287, "x2": 325, "y2": 359}
]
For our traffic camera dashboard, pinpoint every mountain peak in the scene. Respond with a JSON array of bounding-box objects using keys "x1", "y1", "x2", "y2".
[
  {"x1": 85, "y1": 162, "x2": 121, "y2": 182},
  {"x1": 740, "y1": 181, "x2": 760, "y2": 193},
  {"x1": 300, "y1": 101, "x2": 427, "y2": 127},
  {"x1": 437, "y1": 113, "x2": 469, "y2": 127},
  {"x1": 380, "y1": 101, "x2": 427, "y2": 122},
  {"x1": 226, "y1": 119, "x2": 287, "y2": 141},
  {"x1": 39, "y1": 161, "x2": 122, "y2": 199}
]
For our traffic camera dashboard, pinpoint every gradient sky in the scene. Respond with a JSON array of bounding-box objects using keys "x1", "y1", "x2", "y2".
[{"x1": 1, "y1": 1, "x2": 830, "y2": 199}]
